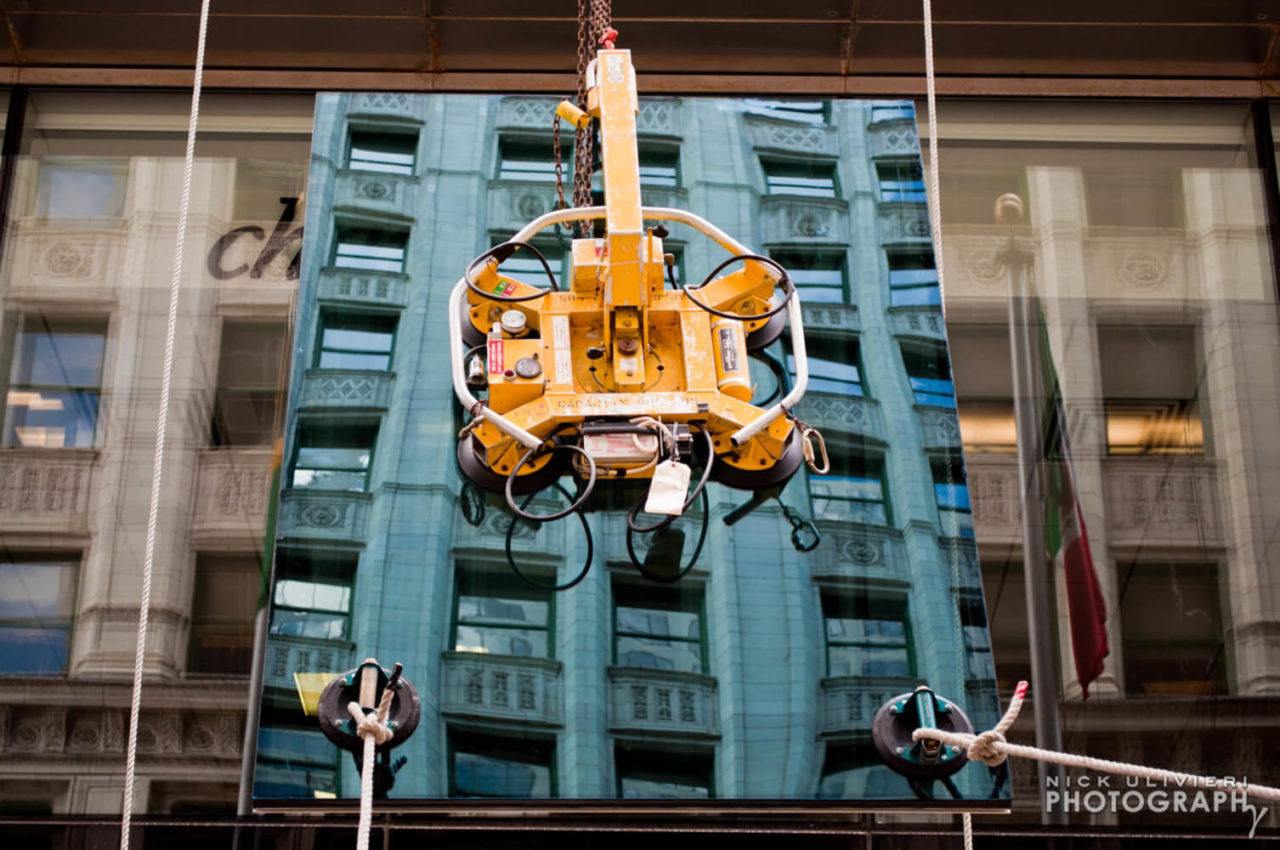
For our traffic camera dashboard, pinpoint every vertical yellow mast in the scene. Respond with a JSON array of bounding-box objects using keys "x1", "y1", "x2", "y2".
[{"x1": 587, "y1": 49, "x2": 647, "y2": 391}]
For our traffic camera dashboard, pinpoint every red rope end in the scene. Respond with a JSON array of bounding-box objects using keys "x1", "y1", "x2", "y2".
[
  {"x1": 600, "y1": 27, "x2": 619, "y2": 49},
  {"x1": 1013, "y1": 680, "x2": 1029, "y2": 699}
]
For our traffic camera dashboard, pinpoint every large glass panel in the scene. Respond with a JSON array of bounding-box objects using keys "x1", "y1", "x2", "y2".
[{"x1": 254, "y1": 94, "x2": 1001, "y2": 812}]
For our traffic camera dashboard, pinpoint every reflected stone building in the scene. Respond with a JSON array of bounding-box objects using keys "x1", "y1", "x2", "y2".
[
  {"x1": 258, "y1": 93, "x2": 999, "y2": 803},
  {"x1": 0, "y1": 92, "x2": 310, "y2": 814}
]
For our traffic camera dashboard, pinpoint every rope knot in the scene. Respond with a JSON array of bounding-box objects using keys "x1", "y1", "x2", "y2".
[
  {"x1": 347, "y1": 690, "x2": 396, "y2": 746},
  {"x1": 967, "y1": 728, "x2": 1008, "y2": 767}
]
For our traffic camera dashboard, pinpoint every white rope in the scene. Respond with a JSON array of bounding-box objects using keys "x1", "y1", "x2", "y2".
[
  {"x1": 347, "y1": 687, "x2": 396, "y2": 850},
  {"x1": 119, "y1": 1, "x2": 212, "y2": 847},
  {"x1": 915, "y1": 681, "x2": 1280, "y2": 804},
  {"x1": 921, "y1": 0, "x2": 947, "y2": 317}
]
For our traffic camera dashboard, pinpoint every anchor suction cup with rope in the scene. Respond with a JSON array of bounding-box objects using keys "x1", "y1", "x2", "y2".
[
  {"x1": 448, "y1": 42, "x2": 830, "y2": 589},
  {"x1": 317, "y1": 659, "x2": 420, "y2": 800},
  {"x1": 871, "y1": 684, "x2": 976, "y2": 802}
]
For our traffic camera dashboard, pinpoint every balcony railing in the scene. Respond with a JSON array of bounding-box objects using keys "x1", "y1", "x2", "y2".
[
  {"x1": 263, "y1": 634, "x2": 355, "y2": 695},
  {"x1": 819, "y1": 675, "x2": 918, "y2": 736},
  {"x1": 0, "y1": 448, "x2": 96, "y2": 536},
  {"x1": 441, "y1": 651, "x2": 563, "y2": 728},
  {"x1": 607, "y1": 667, "x2": 719, "y2": 738},
  {"x1": 192, "y1": 448, "x2": 274, "y2": 548}
]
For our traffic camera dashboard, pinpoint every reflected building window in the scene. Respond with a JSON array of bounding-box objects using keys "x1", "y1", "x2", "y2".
[
  {"x1": 791, "y1": 335, "x2": 864, "y2": 396},
  {"x1": 810, "y1": 453, "x2": 888, "y2": 526},
  {"x1": 887, "y1": 249, "x2": 939, "y2": 307},
  {"x1": 931, "y1": 453, "x2": 973, "y2": 539},
  {"x1": 818, "y1": 742, "x2": 901, "y2": 799},
  {"x1": 639, "y1": 147, "x2": 680, "y2": 188},
  {"x1": 761, "y1": 159, "x2": 838, "y2": 198},
  {"x1": 3, "y1": 315, "x2": 106, "y2": 448},
  {"x1": 958, "y1": 590, "x2": 996, "y2": 682},
  {"x1": 255, "y1": 707, "x2": 338, "y2": 798},
  {"x1": 868, "y1": 101, "x2": 915, "y2": 124},
  {"x1": 448, "y1": 729, "x2": 555, "y2": 798},
  {"x1": 497, "y1": 138, "x2": 561, "y2": 182},
  {"x1": 289, "y1": 419, "x2": 378, "y2": 491},
  {"x1": 901, "y1": 340, "x2": 956, "y2": 408},
  {"x1": 1084, "y1": 167, "x2": 1184, "y2": 229},
  {"x1": 452, "y1": 570, "x2": 552, "y2": 658},
  {"x1": 348, "y1": 130, "x2": 417, "y2": 176},
  {"x1": 876, "y1": 159, "x2": 926, "y2": 203},
  {"x1": 269, "y1": 551, "x2": 355, "y2": 641},
  {"x1": 744, "y1": 98, "x2": 828, "y2": 125},
  {"x1": 188, "y1": 554, "x2": 259, "y2": 675},
  {"x1": 212, "y1": 320, "x2": 285, "y2": 447},
  {"x1": 333, "y1": 227, "x2": 407, "y2": 273},
  {"x1": 615, "y1": 742, "x2": 713, "y2": 799},
  {"x1": 1118, "y1": 560, "x2": 1226, "y2": 696},
  {"x1": 0, "y1": 556, "x2": 78, "y2": 675},
  {"x1": 1099, "y1": 325, "x2": 1205, "y2": 456},
  {"x1": 34, "y1": 158, "x2": 128, "y2": 219},
  {"x1": 980, "y1": 559, "x2": 1031, "y2": 695},
  {"x1": 316, "y1": 312, "x2": 396, "y2": 372},
  {"x1": 613, "y1": 582, "x2": 706, "y2": 674},
  {"x1": 770, "y1": 250, "x2": 847, "y2": 304},
  {"x1": 821, "y1": 589, "x2": 912, "y2": 678}
]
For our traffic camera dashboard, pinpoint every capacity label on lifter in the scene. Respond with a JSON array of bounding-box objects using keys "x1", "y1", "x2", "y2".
[
  {"x1": 487, "y1": 338, "x2": 504, "y2": 374},
  {"x1": 551, "y1": 315, "x2": 572, "y2": 385},
  {"x1": 718, "y1": 327, "x2": 739, "y2": 372}
]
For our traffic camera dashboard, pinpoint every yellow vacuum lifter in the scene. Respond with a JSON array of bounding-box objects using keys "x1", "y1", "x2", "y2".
[{"x1": 449, "y1": 49, "x2": 824, "y2": 537}]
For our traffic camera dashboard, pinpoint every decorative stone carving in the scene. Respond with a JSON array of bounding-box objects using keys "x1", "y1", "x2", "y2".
[
  {"x1": 636, "y1": 98, "x2": 682, "y2": 137},
  {"x1": 962, "y1": 248, "x2": 1005, "y2": 286},
  {"x1": 516, "y1": 192, "x2": 546, "y2": 220},
  {"x1": 44, "y1": 241, "x2": 92, "y2": 278},
  {"x1": 812, "y1": 523, "x2": 907, "y2": 580},
  {"x1": 745, "y1": 114, "x2": 837, "y2": 156},
  {"x1": 1105, "y1": 459, "x2": 1223, "y2": 547},
  {"x1": 799, "y1": 302, "x2": 860, "y2": 335},
  {"x1": 819, "y1": 676, "x2": 916, "y2": 735},
  {"x1": 607, "y1": 668, "x2": 718, "y2": 738},
  {"x1": 300, "y1": 369, "x2": 393, "y2": 410},
  {"x1": 317, "y1": 268, "x2": 409, "y2": 309},
  {"x1": 968, "y1": 459, "x2": 1021, "y2": 538},
  {"x1": 334, "y1": 171, "x2": 412, "y2": 220},
  {"x1": 441, "y1": 652, "x2": 563, "y2": 727},
  {"x1": 792, "y1": 393, "x2": 885, "y2": 443},
  {"x1": 878, "y1": 206, "x2": 932, "y2": 244},
  {"x1": 8, "y1": 707, "x2": 67, "y2": 753},
  {"x1": 760, "y1": 197, "x2": 849, "y2": 246},
  {"x1": 867, "y1": 125, "x2": 920, "y2": 159},
  {"x1": 0, "y1": 451, "x2": 94, "y2": 534},
  {"x1": 916, "y1": 406, "x2": 962, "y2": 448},
  {"x1": 278, "y1": 490, "x2": 370, "y2": 543},
  {"x1": 1118, "y1": 251, "x2": 1168, "y2": 290}
]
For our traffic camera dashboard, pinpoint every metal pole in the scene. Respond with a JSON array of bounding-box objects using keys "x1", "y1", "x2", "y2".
[
  {"x1": 997, "y1": 193, "x2": 1068, "y2": 824},
  {"x1": 236, "y1": 605, "x2": 269, "y2": 817}
]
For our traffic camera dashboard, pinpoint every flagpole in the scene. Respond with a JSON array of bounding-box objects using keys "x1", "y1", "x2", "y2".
[{"x1": 998, "y1": 193, "x2": 1068, "y2": 824}]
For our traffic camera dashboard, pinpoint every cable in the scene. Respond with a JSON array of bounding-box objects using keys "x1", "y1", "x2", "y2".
[
  {"x1": 751, "y1": 348, "x2": 788, "y2": 407},
  {"x1": 505, "y1": 442, "x2": 595, "y2": 522},
  {"x1": 626, "y1": 484, "x2": 710, "y2": 584},
  {"x1": 120, "y1": 2, "x2": 210, "y2": 849},
  {"x1": 683, "y1": 254, "x2": 795, "y2": 322},
  {"x1": 504, "y1": 482, "x2": 595, "y2": 592},
  {"x1": 626, "y1": 427, "x2": 714, "y2": 534},
  {"x1": 464, "y1": 239, "x2": 560, "y2": 303}
]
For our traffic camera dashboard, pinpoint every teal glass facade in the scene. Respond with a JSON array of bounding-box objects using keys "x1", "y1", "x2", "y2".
[{"x1": 253, "y1": 93, "x2": 1001, "y2": 805}]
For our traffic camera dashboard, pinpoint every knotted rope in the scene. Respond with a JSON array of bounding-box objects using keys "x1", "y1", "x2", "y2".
[
  {"x1": 346, "y1": 686, "x2": 396, "y2": 850},
  {"x1": 913, "y1": 681, "x2": 1280, "y2": 848}
]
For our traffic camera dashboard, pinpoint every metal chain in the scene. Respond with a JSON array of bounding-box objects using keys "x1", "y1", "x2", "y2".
[{"x1": 551, "y1": 0, "x2": 612, "y2": 235}]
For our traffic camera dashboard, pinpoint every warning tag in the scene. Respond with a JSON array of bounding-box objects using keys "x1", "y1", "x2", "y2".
[
  {"x1": 644, "y1": 460, "x2": 692, "y2": 517},
  {"x1": 487, "y1": 339, "x2": 504, "y2": 374}
]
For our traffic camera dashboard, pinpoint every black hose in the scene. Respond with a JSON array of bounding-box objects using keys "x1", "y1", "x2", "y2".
[
  {"x1": 504, "y1": 482, "x2": 594, "y2": 592},
  {"x1": 625, "y1": 427, "x2": 715, "y2": 534},
  {"x1": 464, "y1": 239, "x2": 560, "y2": 304},
  {"x1": 505, "y1": 442, "x2": 596, "y2": 522},
  {"x1": 626, "y1": 484, "x2": 710, "y2": 584},
  {"x1": 751, "y1": 348, "x2": 788, "y2": 407},
  {"x1": 683, "y1": 253, "x2": 795, "y2": 322}
]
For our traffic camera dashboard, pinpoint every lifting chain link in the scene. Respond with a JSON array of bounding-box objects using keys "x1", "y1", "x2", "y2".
[{"x1": 553, "y1": 0, "x2": 613, "y2": 236}]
